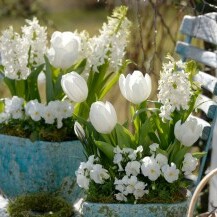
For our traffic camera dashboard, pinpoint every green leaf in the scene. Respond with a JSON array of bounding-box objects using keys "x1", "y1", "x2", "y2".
[
  {"x1": 3, "y1": 77, "x2": 16, "y2": 96},
  {"x1": 44, "y1": 55, "x2": 54, "y2": 103},
  {"x1": 192, "y1": 152, "x2": 207, "y2": 159},
  {"x1": 27, "y1": 64, "x2": 45, "y2": 101},
  {"x1": 15, "y1": 80, "x2": 26, "y2": 98},
  {"x1": 53, "y1": 72, "x2": 64, "y2": 100},
  {"x1": 114, "y1": 123, "x2": 135, "y2": 149},
  {"x1": 95, "y1": 140, "x2": 114, "y2": 161},
  {"x1": 65, "y1": 59, "x2": 87, "y2": 74},
  {"x1": 0, "y1": 100, "x2": 5, "y2": 113}
]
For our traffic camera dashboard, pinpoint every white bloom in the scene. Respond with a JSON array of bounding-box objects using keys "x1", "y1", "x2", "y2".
[
  {"x1": 158, "y1": 59, "x2": 192, "y2": 121},
  {"x1": 119, "y1": 71, "x2": 152, "y2": 104},
  {"x1": 25, "y1": 100, "x2": 43, "y2": 121},
  {"x1": 133, "y1": 181, "x2": 149, "y2": 200},
  {"x1": 115, "y1": 193, "x2": 127, "y2": 202},
  {"x1": 126, "y1": 176, "x2": 138, "y2": 194},
  {"x1": 48, "y1": 31, "x2": 81, "y2": 69},
  {"x1": 5, "y1": 96, "x2": 24, "y2": 119},
  {"x1": 89, "y1": 101, "x2": 117, "y2": 134},
  {"x1": 90, "y1": 164, "x2": 110, "y2": 184},
  {"x1": 21, "y1": 17, "x2": 47, "y2": 66},
  {"x1": 174, "y1": 117, "x2": 203, "y2": 147},
  {"x1": 141, "y1": 156, "x2": 161, "y2": 181},
  {"x1": 61, "y1": 72, "x2": 88, "y2": 103},
  {"x1": 76, "y1": 174, "x2": 90, "y2": 190},
  {"x1": 182, "y1": 153, "x2": 198, "y2": 175},
  {"x1": 125, "y1": 161, "x2": 140, "y2": 176},
  {"x1": 128, "y1": 146, "x2": 143, "y2": 161},
  {"x1": 149, "y1": 143, "x2": 159, "y2": 154},
  {"x1": 156, "y1": 153, "x2": 168, "y2": 168},
  {"x1": 0, "y1": 112, "x2": 10, "y2": 123},
  {"x1": 0, "y1": 18, "x2": 47, "y2": 79},
  {"x1": 0, "y1": 27, "x2": 30, "y2": 79},
  {"x1": 85, "y1": 8, "x2": 131, "y2": 73},
  {"x1": 162, "y1": 163, "x2": 179, "y2": 183},
  {"x1": 40, "y1": 104, "x2": 55, "y2": 124}
]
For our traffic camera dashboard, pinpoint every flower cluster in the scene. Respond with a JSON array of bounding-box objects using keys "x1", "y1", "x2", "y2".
[
  {"x1": 0, "y1": 96, "x2": 73, "y2": 129},
  {"x1": 158, "y1": 56, "x2": 192, "y2": 121},
  {"x1": 0, "y1": 6, "x2": 131, "y2": 141},
  {"x1": 76, "y1": 155, "x2": 110, "y2": 190},
  {"x1": 75, "y1": 56, "x2": 203, "y2": 203}
]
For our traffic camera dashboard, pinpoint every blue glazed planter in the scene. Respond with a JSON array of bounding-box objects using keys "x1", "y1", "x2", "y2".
[
  {"x1": 0, "y1": 134, "x2": 86, "y2": 203},
  {"x1": 82, "y1": 200, "x2": 190, "y2": 217}
]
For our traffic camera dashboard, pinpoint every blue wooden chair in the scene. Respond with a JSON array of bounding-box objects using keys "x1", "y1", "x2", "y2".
[{"x1": 175, "y1": 12, "x2": 217, "y2": 187}]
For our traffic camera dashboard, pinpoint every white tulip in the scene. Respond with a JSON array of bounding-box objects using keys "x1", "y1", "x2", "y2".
[
  {"x1": 119, "y1": 70, "x2": 152, "y2": 104},
  {"x1": 61, "y1": 72, "x2": 88, "y2": 103},
  {"x1": 174, "y1": 117, "x2": 203, "y2": 147},
  {"x1": 89, "y1": 101, "x2": 117, "y2": 134},
  {"x1": 47, "y1": 31, "x2": 80, "y2": 69}
]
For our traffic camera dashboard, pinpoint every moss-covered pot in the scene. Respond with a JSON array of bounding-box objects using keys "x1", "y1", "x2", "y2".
[
  {"x1": 0, "y1": 134, "x2": 85, "y2": 203},
  {"x1": 81, "y1": 200, "x2": 190, "y2": 217}
]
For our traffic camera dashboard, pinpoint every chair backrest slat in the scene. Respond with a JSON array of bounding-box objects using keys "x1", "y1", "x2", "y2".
[
  {"x1": 176, "y1": 42, "x2": 217, "y2": 68},
  {"x1": 194, "y1": 71, "x2": 217, "y2": 95},
  {"x1": 179, "y1": 13, "x2": 217, "y2": 45}
]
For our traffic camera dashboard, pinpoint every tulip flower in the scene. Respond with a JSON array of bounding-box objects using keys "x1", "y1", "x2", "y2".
[
  {"x1": 89, "y1": 101, "x2": 117, "y2": 134},
  {"x1": 47, "y1": 31, "x2": 80, "y2": 69},
  {"x1": 174, "y1": 117, "x2": 203, "y2": 147},
  {"x1": 119, "y1": 70, "x2": 152, "y2": 104},
  {"x1": 61, "y1": 72, "x2": 88, "y2": 103}
]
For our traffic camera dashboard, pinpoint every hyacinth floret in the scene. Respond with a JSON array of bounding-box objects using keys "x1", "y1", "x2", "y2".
[{"x1": 158, "y1": 56, "x2": 192, "y2": 121}]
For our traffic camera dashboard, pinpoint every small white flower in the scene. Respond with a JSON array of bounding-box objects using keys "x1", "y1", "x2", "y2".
[
  {"x1": 156, "y1": 153, "x2": 168, "y2": 167},
  {"x1": 141, "y1": 156, "x2": 161, "y2": 181},
  {"x1": 25, "y1": 100, "x2": 43, "y2": 121},
  {"x1": 133, "y1": 182, "x2": 149, "y2": 199},
  {"x1": 115, "y1": 193, "x2": 127, "y2": 202},
  {"x1": 162, "y1": 163, "x2": 179, "y2": 183},
  {"x1": 5, "y1": 96, "x2": 24, "y2": 119},
  {"x1": 76, "y1": 174, "x2": 90, "y2": 190},
  {"x1": 125, "y1": 161, "x2": 140, "y2": 176},
  {"x1": 182, "y1": 153, "x2": 198, "y2": 175},
  {"x1": 90, "y1": 164, "x2": 110, "y2": 184},
  {"x1": 149, "y1": 143, "x2": 159, "y2": 154},
  {"x1": 0, "y1": 112, "x2": 10, "y2": 123}
]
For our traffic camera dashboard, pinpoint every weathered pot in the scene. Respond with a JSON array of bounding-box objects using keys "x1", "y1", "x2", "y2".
[
  {"x1": 82, "y1": 200, "x2": 190, "y2": 217},
  {"x1": 0, "y1": 134, "x2": 85, "y2": 203}
]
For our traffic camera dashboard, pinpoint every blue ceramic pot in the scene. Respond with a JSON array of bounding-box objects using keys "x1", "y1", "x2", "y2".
[
  {"x1": 0, "y1": 134, "x2": 85, "y2": 203},
  {"x1": 82, "y1": 200, "x2": 190, "y2": 217}
]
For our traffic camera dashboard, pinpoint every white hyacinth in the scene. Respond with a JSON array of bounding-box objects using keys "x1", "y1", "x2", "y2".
[
  {"x1": 0, "y1": 27, "x2": 30, "y2": 79},
  {"x1": 182, "y1": 153, "x2": 198, "y2": 176},
  {"x1": 162, "y1": 163, "x2": 179, "y2": 183},
  {"x1": 85, "y1": 7, "x2": 131, "y2": 73},
  {"x1": 141, "y1": 156, "x2": 161, "y2": 181},
  {"x1": 21, "y1": 17, "x2": 47, "y2": 66},
  {"x1": 158, "y1": 57, "x2": 192, "y2": 121},
  {"x1": 0, "y1": 18, "x2": 47, "y2": 80}
]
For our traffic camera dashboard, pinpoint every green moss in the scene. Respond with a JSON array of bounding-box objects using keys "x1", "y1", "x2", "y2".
[{"x1": 7, "y1": 192, "x2": 73, "y2": 217}]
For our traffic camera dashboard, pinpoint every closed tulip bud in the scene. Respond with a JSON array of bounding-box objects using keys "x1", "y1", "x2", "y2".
[
  {"x1": 61, "y1": 72, "x2": 88, "y2": 103},
  {"x1": 47, "y1": 31, "x2": 80, "y2": 69},
  {"x1": 174, "y1": 117, "x2": 203, "y2": 147},
  {"x1": 89, "y1": 101, "x2": 117, "y2": 134},
  {"x1": 119, "y1": 71, "x2": 152, "y2": 104}
]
